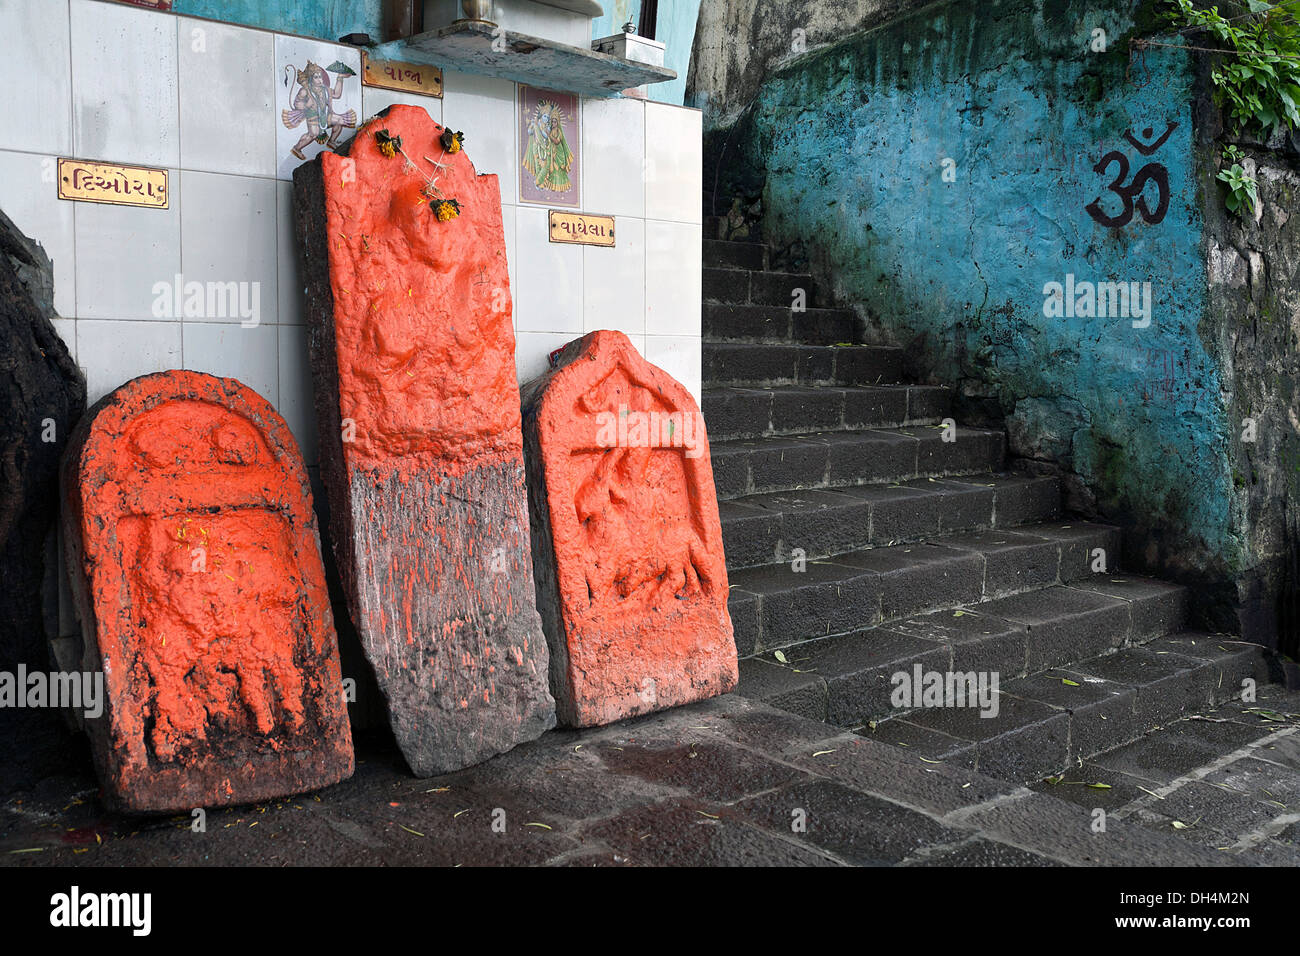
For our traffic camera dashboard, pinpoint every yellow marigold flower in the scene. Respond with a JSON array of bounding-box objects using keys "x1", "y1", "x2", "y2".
[
  {"x1": 375, "y1": 129, "x2": 402, "y2": 158},
  {"x1": 440, "y1": 128, "x2": 465, "y2": 154}
]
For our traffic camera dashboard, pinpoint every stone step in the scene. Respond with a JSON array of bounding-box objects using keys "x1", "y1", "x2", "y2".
[
  {"x1": 703, "y1": 343, "x2": 904, "y2": 388},
  {"x1": 855, "y1": 633, "x2": 1272, "y2": 785},
  {"x1": 735, "y1": 577, "x2": 1189, "y2": 724},
  {"x1": 720, "y1": 474, "x2": 1062, "y2": 570},
  {"x1": 725, "y1": 520, "x2": 1122, "y2": 657},
  {"x1": 704, "y1": 267, "x2": 818, "y2": 307},
  {"x1": 704, "y1": 302, "x2": 858, "y2": 345},
  {"x1": 703, "y1": 385, "x2": 948, "y2": 441},
  {"x1": 710, "y1": 425, "x2": 1006, "y2": 500},
  {"x1": 704, "y1": 238, "x2": 765, "y2": 270},
  {"x1": 1027, "y1": 681, "x2": 1300, "y2": 862}
]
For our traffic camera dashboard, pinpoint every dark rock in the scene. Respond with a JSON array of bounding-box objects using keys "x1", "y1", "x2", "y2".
[{"x1": 0, "y1": 207, "x2": 85, "y2": 794}]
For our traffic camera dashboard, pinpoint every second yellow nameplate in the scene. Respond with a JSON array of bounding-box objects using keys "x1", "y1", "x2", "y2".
[
  {"x1": 549, "y1": 211, "x2": 615, "y2": 247},
  {"x1": 362, "y1": 52, "x2": 443, "y2": 98}
]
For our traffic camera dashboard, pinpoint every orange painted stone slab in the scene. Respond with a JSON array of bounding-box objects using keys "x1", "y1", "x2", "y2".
[
  {"x1": 521, "y1": 331, "x2": 738, "y2": 727},
  {"x1": 293, "y1": 104, "x2": 555, "y2": 774},
  {"x1": 60, "y1": 371, "x2": 353, "y2": 813}
]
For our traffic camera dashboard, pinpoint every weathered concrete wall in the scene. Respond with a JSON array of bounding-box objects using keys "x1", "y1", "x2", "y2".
[
  {"x1": 1199, "y1": 103, "x2": 1300, "y2": 654},
  {"x1": 687, "y1": 0, "x2": 934, "y2": 126},
  {"x1": 719, "y1": 0, "x2": 1300, "y2": 643}
]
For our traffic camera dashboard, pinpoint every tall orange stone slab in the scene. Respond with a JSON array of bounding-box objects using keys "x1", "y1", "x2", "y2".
[
  {"x1": 60, "y1": 371, "x2": 353, "y2": 813},
  {"x1": 293, "y1": 104, "x2": 555, "y2": 774},
  {"x1": 521, "y1": 331, "x2": 738, "y2": 727}
]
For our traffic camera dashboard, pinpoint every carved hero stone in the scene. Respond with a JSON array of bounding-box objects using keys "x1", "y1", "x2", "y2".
[
  {"x1": 521, "y1": 330, "x2": 738, "y2": 727},
  {"x1": 293, "y1": 104, "x2": 555, "y2": 774},
  {"x1": 61, "y1": 371, "x2": 353, "y2": 813}
]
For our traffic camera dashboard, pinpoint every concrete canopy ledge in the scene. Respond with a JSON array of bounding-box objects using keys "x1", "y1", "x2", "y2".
[
  {"x1": 369, "y1": 20, "x2": 675, "y2": 98},
  {"x1": 535, "y1": 0, "x2": 604, "y2": 14}
]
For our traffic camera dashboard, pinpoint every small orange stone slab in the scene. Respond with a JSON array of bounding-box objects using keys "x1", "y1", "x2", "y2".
[
  {"x1": 521, "y1": 331, "x2": 738, "y2": 727},
  {"x1": 61, "y1": 371, "x2": 353, "y2": 812}
]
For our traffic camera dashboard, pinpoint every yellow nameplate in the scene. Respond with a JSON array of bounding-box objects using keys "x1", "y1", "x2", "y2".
[
  {"x1": 57, "y1": 159, "x2": 169, "y2": 209},
  {"x1": 549, "y1": 211, "x2": 615, "y2": 247},
  {"x1": 362, "y1": 52, "x2": 443, "y2": 98}
]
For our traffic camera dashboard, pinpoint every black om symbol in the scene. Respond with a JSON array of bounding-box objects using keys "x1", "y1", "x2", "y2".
[{"x1": 1085, "y1": 122, "x2": 1177, "y2": 228}]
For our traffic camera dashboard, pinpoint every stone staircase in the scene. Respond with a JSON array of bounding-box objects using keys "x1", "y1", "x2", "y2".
[{"x1": 701, "y1": 211, "x2": 1275, "y2": 786}]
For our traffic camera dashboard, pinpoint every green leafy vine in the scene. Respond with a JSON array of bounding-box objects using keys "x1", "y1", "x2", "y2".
[{"x1": 1164, "y1": 0, "x2": 1300, "y2": 214}]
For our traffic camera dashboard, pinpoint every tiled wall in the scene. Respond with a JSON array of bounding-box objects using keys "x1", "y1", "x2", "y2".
[
  {"x1": 4, "y1": 0, "x2": 702, "y2": 643},
  {"x1": 1, "y1": 0, "x2": 704, "y2": 466}
]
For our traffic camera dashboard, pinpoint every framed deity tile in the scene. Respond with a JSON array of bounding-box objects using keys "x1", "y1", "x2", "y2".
[
  {"x1": 518, "y1": 85, "x2": 580, "y2": 208},
  {"x1": 274, "y1": 35, "x2": 362, "y2": 181}
]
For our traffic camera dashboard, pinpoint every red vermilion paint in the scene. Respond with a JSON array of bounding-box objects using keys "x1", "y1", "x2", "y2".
[
  {"x1": 61, "y1": 370, "x2": 353, "y2": 813},
  {"x1": 522, "y1": 330, "x2": 738, "y2": 727},
  {"x1": 295, "y1": 105, "x2": 554, "y2": 774}
]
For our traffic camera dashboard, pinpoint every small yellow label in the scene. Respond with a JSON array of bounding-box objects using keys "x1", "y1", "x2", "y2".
[
  {"x1": 57, "y1": 158, "x2": 169, "y2": 209},
  {"x1": 548, "y1": 211, "x2": 616, "y2": 247},
  {"x1": 362, "y1": 52, "x2": 443, "y2": 98}
]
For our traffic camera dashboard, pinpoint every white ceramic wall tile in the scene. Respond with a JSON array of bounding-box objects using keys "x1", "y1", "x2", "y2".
[
  {"x1": 276, "y1": 323, "x2": 317, "y2": 466},
  {"x1": 178, "y1": 17, "x2": 276, "y2": 177},
  {"x1": 180, "y1": 171, "x2": 278, "y2": 324},
  {"x1": 441, "y1": 71, "x2": 517, "y2": 204},
  {"x1": 645, "y1": 102, "x2": 702, "y2": 224},
  {"x1": 0, "y1": 150, "x2": 77, "y2": 316},
  {"x1": 274, "y1": 36, "x2": 362, "y2": 181},
  {"x1": 644, "y1": 334, "x2": 702, "y2": 405},
  {"x1": 513, "y1": 205, "x2": 582, "y2": 334},
  {"x1": 1, "y1": 0, "x2": 72, "y2": 155},
  {"x1": 514, "y1": 330, "x2": 578, "y2": 385},
  {"x1": 361, "y1": 84, "x2": 443, "y2": 125},
  {"x1": 645, "y1": 219, "x2": 702, "y2": 337},
  {"x1": 583, "y1": 216, "x2": 644, "y2": 337},
  {"x1": 581, "y1": 97, "x2": 645, "y2": 219},
  {"x1": 277, "y1": 181, "x2": 303, "y2": 325},
  {"x1": 182, "y1": 321, "x2": 278, "y2": 402},
  {"x1": 76, "y1": 318, "x2": 181, "y2": 406},
  {"x1": 51, "y1": 318, "x2": 76, "y2": 363},
  {"x1": 70, "y1": 0, "x2": 179, "y2": 167},
  {"x1": 74, "y1": 185, "x2": 181, "y2": 320}
]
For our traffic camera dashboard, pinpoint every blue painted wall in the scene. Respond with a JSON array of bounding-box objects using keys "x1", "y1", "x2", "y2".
[
  {"x1": 174, "y1": 0, "x2": 384, "y2": 41},
  {"x1": 733, "y1": 0, "x2": 1238, "y2": 568},
  {"x1": 592, "y1": 0, "x2": 702, "y2": 105}
]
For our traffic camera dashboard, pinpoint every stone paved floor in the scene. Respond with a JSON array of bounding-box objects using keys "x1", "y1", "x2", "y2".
[
  {"x1": 2, "y1": 694, "x2": 1287, "y2": 866},
  {"x1": 1030, "y1": 683, "x2": 1300, "y2": 865}
]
